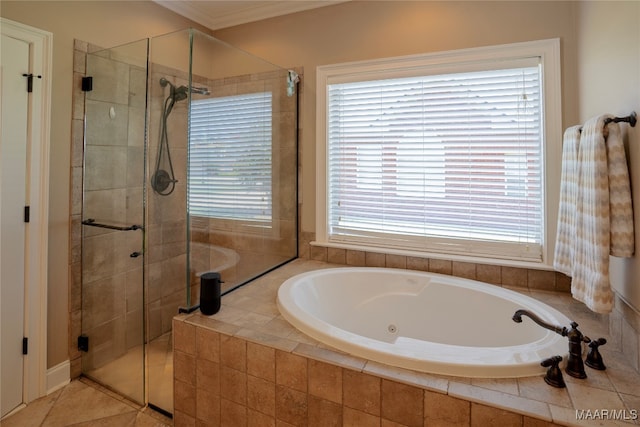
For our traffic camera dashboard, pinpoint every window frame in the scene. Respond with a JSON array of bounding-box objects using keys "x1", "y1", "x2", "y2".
[{"x1": 315, "y1": 38, "x2": 562, "y2": 268}]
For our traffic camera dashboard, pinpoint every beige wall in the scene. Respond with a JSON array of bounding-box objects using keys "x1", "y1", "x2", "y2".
[
  {"x1": 214, "y1": 0, "x2": 580, "y2": 233},
  {"x1": 216, "y1": 0, "x2": 640, "y2": 314},
  {"x1": 0, "y1": 1, "x2": 208, "y2": 368},
  {"x1": 576, "y1": 1, "x2": 640, "y2": 311},
  {"x1": 3, "y1": 0, "x2": 639, "y2": 372},
  {"x1": 215, "y1": 1, "x2": 640, "y2": 367}
]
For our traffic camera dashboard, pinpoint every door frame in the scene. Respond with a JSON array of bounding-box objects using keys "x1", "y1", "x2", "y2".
[{"x1": 0, "y1": 17, "x2": 52, "y2": 408}]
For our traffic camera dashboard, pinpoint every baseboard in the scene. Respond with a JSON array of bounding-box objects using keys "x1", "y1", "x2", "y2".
[{"x1": 46, "y1": 360, "x2": 70, "y2": 394}]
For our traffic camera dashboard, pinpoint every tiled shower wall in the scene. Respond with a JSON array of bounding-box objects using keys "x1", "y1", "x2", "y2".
[
  {"x1": 188, "y1": 68, "x2": 299, "y2": 298},
  {"x1": 145, "y1": 62, "x2": 190, "y2": 342},
  {"x1": 69, "y1": 39, "x2": 300, "y2": 377},
  {"x1": 145, "y1": 64, "x2": 299, "y2": 340}
]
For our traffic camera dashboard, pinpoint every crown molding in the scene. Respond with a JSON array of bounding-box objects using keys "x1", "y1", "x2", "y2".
[{"x1": 154, "y1": 1, "x2": 348, "y2": 30}]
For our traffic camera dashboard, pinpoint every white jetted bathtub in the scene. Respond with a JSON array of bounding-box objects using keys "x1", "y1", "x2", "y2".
[{"x1": 277, "y1": 267, "x2": 572, "y2": 378}]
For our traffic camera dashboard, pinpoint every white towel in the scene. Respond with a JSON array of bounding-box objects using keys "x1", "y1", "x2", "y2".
[
  {"x1": 554, "y1": 125, "x2": 582, "y2": 276},
  {"x1": 566, "y1": 115, "x2": 635, "y2": 314}
]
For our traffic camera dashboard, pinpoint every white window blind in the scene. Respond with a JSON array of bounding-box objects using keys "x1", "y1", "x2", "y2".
[
  {"x1": 189, "y1": 92, "x2": 272, "y2": 224},
  {"x1": 326, "y1": 62, "x2": 544, "y2": 261}
]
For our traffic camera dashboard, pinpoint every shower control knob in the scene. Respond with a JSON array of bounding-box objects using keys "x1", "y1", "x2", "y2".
[{"x1": 130, "y1": 251, "x2": 141, "y2": 258}]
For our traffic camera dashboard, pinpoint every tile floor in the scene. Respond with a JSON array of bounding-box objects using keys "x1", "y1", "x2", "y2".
[
  {"x1": 0, "y1": 378, "x2": 172, "y2": 427},
  {"x1": 147, "y1": 333, "x2": 174, "y2": 413},
  {"x1": 83, "y1": 332, "x2": 174, "y2": 414}
]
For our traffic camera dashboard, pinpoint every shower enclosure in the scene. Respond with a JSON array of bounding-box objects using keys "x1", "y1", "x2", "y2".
[{"x1": 80, "y1": 28, "x2": 298, "y2": 414}]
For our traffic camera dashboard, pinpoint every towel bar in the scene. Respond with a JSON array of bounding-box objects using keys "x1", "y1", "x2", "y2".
[{"x1": 604, "y1": 112, "x2": 637, "y2": 127}]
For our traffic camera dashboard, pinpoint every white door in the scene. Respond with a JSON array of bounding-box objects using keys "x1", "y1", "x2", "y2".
[{"x1": 0, "y1": 33, "x2": 30, "y2": 418}]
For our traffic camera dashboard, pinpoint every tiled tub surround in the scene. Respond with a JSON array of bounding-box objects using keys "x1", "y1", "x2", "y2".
[{"x1": 173, "y1": 260, "x2": 640, "y2": 427}]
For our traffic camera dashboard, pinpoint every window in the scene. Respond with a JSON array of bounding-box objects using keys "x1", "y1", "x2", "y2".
[
  {"x1": 316, "y1": 39, "x2": 562, "y2": 265},
  {"x1": 189, "y1": 92, "x2": 273, "y2": 227}
]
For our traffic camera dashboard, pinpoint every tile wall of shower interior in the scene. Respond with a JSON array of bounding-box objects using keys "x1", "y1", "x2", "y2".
[
  {"x1": 79, "y1": 43, "x2": 147, "y2": 381},
  {"x1": 69, "y1": 37, "x2": 299, "y2": 412}
]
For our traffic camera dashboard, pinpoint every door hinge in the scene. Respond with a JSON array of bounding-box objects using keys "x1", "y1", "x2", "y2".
[
  {"x1": 23, "y1": 337, "x2": 28, "y2": 355},
  {"x1": 78, "y1": 335, "x2": 89, "y2": 352},
  {"x1": 24, "y1": 206, "x2": 30, "y2": 223},
  {"x1": 21, "y1": 73, "x2": 41, "y2": 93}
]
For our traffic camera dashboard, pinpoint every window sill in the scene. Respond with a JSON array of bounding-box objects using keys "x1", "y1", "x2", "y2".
[{"x1": 310, "y1": 240, "x2": 555, "y2": 272}]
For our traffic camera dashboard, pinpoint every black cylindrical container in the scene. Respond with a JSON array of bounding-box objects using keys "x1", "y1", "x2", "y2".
[{"x1": 200, "y1": 272, "x2": 221, "y2": 315}]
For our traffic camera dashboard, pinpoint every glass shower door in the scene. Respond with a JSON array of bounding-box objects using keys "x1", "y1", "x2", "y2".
[{"x1": 81, "y1": 38, "x2": 148, "y2": 404}]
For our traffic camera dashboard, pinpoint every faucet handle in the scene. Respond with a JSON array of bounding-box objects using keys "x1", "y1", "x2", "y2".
[
  {"x1": 585, "y1": 338, "x2": 607, "y2": 370},
  {"x1": 541, "y1": 355, "x2": 566, "y2": 388},
  {"x1": 568, "y1": 321, "x2": 591, "y2": 343}
]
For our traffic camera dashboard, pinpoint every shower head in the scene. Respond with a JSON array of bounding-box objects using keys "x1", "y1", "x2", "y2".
[
  {"x1": 160, "y1": 77, "x2": 210, "y2": 99},
  {"x1": 191, "y1": 86, "x2": 210, "y2": 96}
]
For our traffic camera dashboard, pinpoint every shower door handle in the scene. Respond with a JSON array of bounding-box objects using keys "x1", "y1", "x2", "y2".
[{"x1": 82, "y1": 218, "x2": 143, "y2": 231}]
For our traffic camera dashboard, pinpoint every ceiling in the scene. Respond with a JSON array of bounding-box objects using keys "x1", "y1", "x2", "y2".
[{"x1": 153, "y1": 0, "x2": 348, "y2": 31}]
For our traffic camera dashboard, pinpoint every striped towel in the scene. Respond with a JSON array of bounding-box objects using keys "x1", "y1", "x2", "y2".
[
  {"x1": 554, "y1": 125, "x2": 582, "y2": 276},
  {"x1": 559, "y1": 116, "x2": 635, "y2": 314},
  {"x1": 606, "y1": 120, "x2": 635, "y2": 257}
]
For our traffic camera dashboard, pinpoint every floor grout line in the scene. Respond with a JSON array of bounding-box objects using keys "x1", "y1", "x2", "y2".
[{"x1": 37, "y1": 387, "x2": 65, "y2": 427}]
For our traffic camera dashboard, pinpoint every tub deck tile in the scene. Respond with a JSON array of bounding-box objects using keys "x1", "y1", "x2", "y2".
[
  {"x1": 258, "y1": 316, "x2": 299, "y2": 338},
  {"x1": 564, "y1": 365, "x2": 616, "y2": 393},
  {"x1": 235, "y1": 328, "x2": 299, "y2": 353},
  {"x1": 565, "y1": 380, "x2": 629, "y2": 416},
  {"x1": 286, "y1": 329, "x2": 322, "y2": 345},
  {"x1": 448, "y1": 380, "x2": 553, "y2": 422},
  {"x1": 363, "y1": 361, "x2": 449, "y2": 394},
  {"x1": 470, "y1": 377, "x2": 519, "y2": 395},
  {"x1": 517, "y1": 376, "x2": 573, "y2": 408},
  {"x1": 177, "y1": 259, "x2": 640, "y2": 427},
  {"x1": 185, "y1": 313, "x2": 241, "y2": 336},
  {"x1": 293, "y1": 342, "x2": 367, "y2": 372}
]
